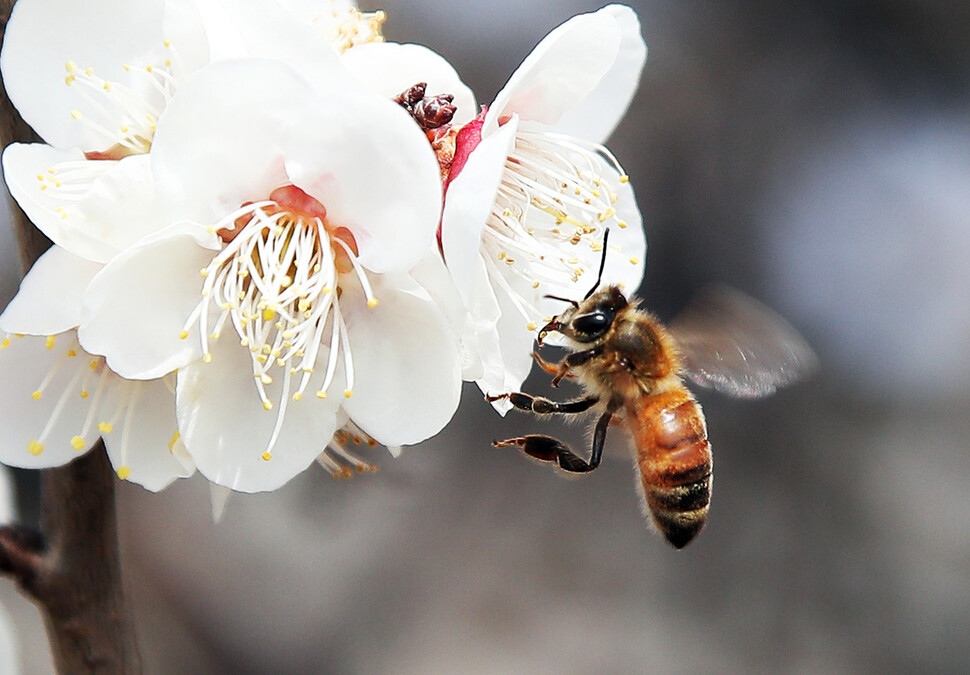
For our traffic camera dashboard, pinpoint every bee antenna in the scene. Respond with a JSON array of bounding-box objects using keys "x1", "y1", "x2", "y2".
[
  {"x1": 543, "y1": 294, "x2": 579, "y2": 309},
  {"x1": 583, "y1": 228, "x2": 611, "y2": 300}
]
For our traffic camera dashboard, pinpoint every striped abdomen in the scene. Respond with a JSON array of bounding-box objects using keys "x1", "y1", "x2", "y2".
[{"x1": 629, "y1": 387, "x2": 712, "y2": 549}]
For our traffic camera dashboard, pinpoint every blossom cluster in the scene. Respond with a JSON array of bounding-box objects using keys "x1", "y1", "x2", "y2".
[{"x1": 0, "y1": 0, "x2": 647, "y2": 493}]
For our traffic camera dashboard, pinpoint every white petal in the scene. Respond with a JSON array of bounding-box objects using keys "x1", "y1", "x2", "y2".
[
  {"x1": 485, "y1": 8, "x2": 620, "y2": 134},
  {"x1": 100, "y1": 376, "x2": 195, "y2": 492},
  {"x1": 441, "y1": 118, "x2": 518, "y2": 308},
  {"x1": 2, "y1": 144, "x2": 118, "y2": 263},
  {"x1": 161, "y1": 0, "x2": 211, "y2": 75},
  {"x1": 0, "y1": 0, "x2": 207, "y2": 150},
  {"x1": 209, "y1": 483, "x2": 232, "y2": 523},
  {"x1": 150, "y1": 58, "x2": 315, "y2": 223},
  {"x1": 493, "y1": 275, "x2": 542, "y2": 391},
  {"x1": 341, "y1": 42, "x2": 478, "y2": 125},
  {"x1": 409, "y1": 248, "x2": 482, "y2": 381},
  {"x1": 285, "y1": 89, "x2": 442, "y2": 273},
  {"x1": 474, "y1": 271, "x2": 540, "y2": 415},
  {"x1": 176, "y1": 336, "x2": 341, "y2": 492},
  {"x1": 194, "y1": 0, "x2": 342, "y2": 63},
  {"x1": 0, "y1": 333, "x2": 100, "y2": 468},
  {"x1": 79, "y1": 224, "x2": 218, "y2": 379},
  {"x1": 0, "y1": 246, "x2": 100, "y2": 335},
  {"x1": 550, "y1": 5, "x2": 647, "y2": 143},
  {"x1": 75, "y1": 154, "x2": 170, "y2": 251},
  {"x1": 341, "y1": 272, "x2": 461, "y2": 446}
]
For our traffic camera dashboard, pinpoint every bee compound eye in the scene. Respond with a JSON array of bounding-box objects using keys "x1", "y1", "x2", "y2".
[{"x1": 571, "y1": 311, "x2": 610, "y2": 337}]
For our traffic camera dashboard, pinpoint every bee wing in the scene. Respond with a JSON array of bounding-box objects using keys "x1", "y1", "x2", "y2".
[{"x1": 668, "y1": 285, "x2": 818, "y2": 398}]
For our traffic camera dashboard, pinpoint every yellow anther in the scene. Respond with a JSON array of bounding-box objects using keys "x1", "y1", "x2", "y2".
[
  {"x1": 367, "y1": 298, "x2": 379, "y2": 308},
  {"x1": 344, "y1": 390, "x2": 353, "y2": 399},
  {"x1": 261, "y1": 451, "x2": 273, "y2": 461},
  {"x1": 619, "y1": 174, "x2": 630, "y2": 183},
  {"x1": 260, "y1": 373, "x2": 273, "y2": 385},
  {"x1": 618, "y1": 221, "x2": 628, "y2": 229},
  {"x1": 0, "y1": 337, "x2": 9, "y2": 349},
  {"x1": 67, "y1": 349, "x2": 77, "y2": 357},
  {"x1": 71, "y1": 436, "x2": 86, "y2": 451},
  {"x1": 28, "y1": 440, "x2": 44, "y2": 456},
  {"x1": 532, "y1": 281, "x2": 540, "y2": 289},
  {"x1": 629, "y1": 257, "x2": 640, "y2": 265},
  {"x1": 97, "y1": 422, "x2": 113, "y2": 433},
  {"x1": 71, "y1": 109, "x2": 82, "y2": 120},
  {"x1": 262, "y1": 400, "x2": 273, "y2": 411},
  {"x1": 316, "y1": 390, "x2": 328, "y2": 399},
  {"x1": 527, "y1": 322, "x2": 538, "y2": 331},
  {"x1": 262, "y1": 308, "x2": 276, "y2": 321},
  {"x1": 116, "y1": 466, "x2": 131, "y2": 480},
  {"x1": 80, "y1": 391, "x2": 89, "y2": 399},
  {"x1": 202, "y1": 352, "x2": 213, "y2": 363},
  {"x1": 292, "y1": 392, "x2": 303, "y2": 401},
  {"x1": 45, "y1": 335, "x2": 56, "y2": 349},
  {"x1": 179, "y1": 330, "x2": 189, "y2": 339},
  {"x1": 168, "y1": 430, "x2": 180, "y2": 452},
  {"x1": 31, "y1": 390, "x2": 42, "y2": 400},
  {"x1": 65, "y1": 60, "x2": 78, "y2": 73}
]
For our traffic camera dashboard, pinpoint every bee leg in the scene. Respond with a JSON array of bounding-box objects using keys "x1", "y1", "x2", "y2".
[
  {"x1": 532, "y1": 352, "x2": 573, "y2": 381},
  {"x1": 551, "y1": 346, "x2": 603, "y2": 387},
  {"x1": 493, "y1": 408, "x2": 614, "y2": 474},
  {"x1": 486, "y1": 392, "x2": 598, "y2": 415}
]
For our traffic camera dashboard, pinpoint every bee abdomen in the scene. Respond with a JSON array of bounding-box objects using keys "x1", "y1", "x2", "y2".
[
  {"x1": 634, "y1": 394, "x2": 713, "y2": 549},
  {"x1": 645, "y1": 469, "x2": 712, "y2": 550}
]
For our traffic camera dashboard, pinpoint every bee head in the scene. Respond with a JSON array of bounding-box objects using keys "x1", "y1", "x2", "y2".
[{"x1": 541, "y1": 285, "x2": 628, "y2": 344}]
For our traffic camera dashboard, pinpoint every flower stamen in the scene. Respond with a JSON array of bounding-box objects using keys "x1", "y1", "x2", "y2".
[
  {"x1": 188, "y1": 185, "x2": 377, "y2": 460},
  {"x1": 474, "y1": 129, "x2": 635, "y2": 330}
]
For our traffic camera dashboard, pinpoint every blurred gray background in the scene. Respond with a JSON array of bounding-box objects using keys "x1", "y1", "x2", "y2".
[{"x1": 4, "y1": 0, "x2": 970, "y2": 672}]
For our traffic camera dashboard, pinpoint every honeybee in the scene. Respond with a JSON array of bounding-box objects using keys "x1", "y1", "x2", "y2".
[{"x1": 488, "y1": 232, "x2": 816, "y2": 549}]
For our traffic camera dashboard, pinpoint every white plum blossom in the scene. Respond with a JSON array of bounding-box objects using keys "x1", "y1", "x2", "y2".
[
  {"x1": 0, "y1": 0, "x2": 208, "y2": 489},
  {"x1": 0, "y1": 0, "x2": 430, "y2": 491},
  {"x1": 77, "y1": 58, "x2": 461, "y2": 492},
  {"x1": 0, "y1": 247, "x2": 194, "y2": 491},
  {"x1": 438, "y1": 5, "x2": 648, "y2": 411}
]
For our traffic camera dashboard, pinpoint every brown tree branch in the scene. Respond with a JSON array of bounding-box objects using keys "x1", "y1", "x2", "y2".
[{"x1": 0, "y1": 0, "x2": 141, "y2": 671}]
